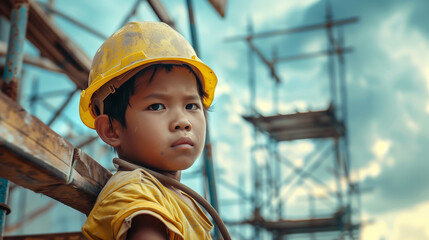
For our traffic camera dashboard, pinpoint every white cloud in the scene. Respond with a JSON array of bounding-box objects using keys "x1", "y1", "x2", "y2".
[
  {"x1": 378, "y1": 8, "x2": 429, "y2": 114},
  {"x1": 360, "y1": 218, "x2": 389, "y2": 240},
  {"x1": 278, "y1": 100, "x2": 309, "y2": 113},
  {"x1": 214, "y1": 81, "x2": 231, "y2": 96},
  {"x1": 361, "y1": 200, "x2": 429, "y2": 240},
  {"x1": 346, "y1": 138, "x2": 394, "y2": 183},
  {"x1": 279, "y1": 141, "x2": 315, "y2": 156},
  {"x1": 254, "y1": 149, "x2": 268, "y2": 166},
  {"x1": 404, "y1": 114, "x2": 420, "y2": 132},
  {"x1": 213, "y1": 141, "x2": 235, "y2": 172},
  {"x1": 350, "y1": 160, "x2": 381, "y2": 183},
  {"x1": 372, "y1": 138, "x2": 392, "y2": 160},
  {"x1": 255, "y1": 98, "x2": 274, "y2": 114},
  {"x1": 293, "y1": 158, "x2": 303, "y2": 168},
  {"x1": 303, "y1": 37, "x2": 324, "y2": 53},
  {"x1": 357, "y1": 76, "x2": 369, "y2": 88},
  {"x1": 386, "y1": 157, "x2": 395, "y2": 167},
  {"x1": 281, "y1": 186, "x2": 307, "y2": 203}
]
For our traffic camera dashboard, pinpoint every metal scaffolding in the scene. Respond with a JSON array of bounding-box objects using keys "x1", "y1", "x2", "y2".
[
  {"x1": 0, "y1": 1, "x2": 364, "y2": 239},
  {"x1": 225, "y1": 3, "x2": 361, "y2": 240}
]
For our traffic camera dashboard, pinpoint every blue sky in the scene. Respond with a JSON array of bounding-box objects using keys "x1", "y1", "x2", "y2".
[{"x1": 4, "y1": 0, "x2": 429, "y2": 239}]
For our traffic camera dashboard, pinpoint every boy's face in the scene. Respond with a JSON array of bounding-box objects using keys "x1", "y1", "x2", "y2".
[{"x1": 115, "y1": 66, "x2": 206, "y2": 171}]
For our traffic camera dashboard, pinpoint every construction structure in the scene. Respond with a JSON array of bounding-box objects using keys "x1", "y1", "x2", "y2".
[
  {"x1": 0, "y1": 1, "x2": 363, "y2": 239},
  {"x1": 224, "y1": 3, "x2": 362, "y2": 239},
  {"x1": 0, "y1": 0, "x2": 226, "y2": 238}
]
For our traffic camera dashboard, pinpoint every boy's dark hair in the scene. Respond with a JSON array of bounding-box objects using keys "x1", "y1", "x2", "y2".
[{"x1": 102, "y1": 63, "x2": 208, "y2": 128}]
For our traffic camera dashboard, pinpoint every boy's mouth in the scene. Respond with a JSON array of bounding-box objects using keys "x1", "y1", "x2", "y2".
[{"x1": 171, "y1": 137, "x2": 194, "y2": 148}]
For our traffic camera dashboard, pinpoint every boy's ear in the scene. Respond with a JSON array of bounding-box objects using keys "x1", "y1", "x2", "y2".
[{"x1": 94, "y1": 115, "x2": 121, "y2": 148}]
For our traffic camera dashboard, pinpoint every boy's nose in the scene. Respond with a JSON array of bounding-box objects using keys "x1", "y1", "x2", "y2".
[{"x1": 171, "y1": 118, "x2": 192, "y2": 131}]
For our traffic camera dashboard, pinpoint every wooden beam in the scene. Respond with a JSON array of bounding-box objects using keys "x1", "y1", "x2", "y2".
[
  {"x1": 0, "y1": 91, "x2": 111, "y2": 215},
  {"x1": 242, "y1": 107, "x2": 345, "y2": 141},
  {"x1": 208, "y1": 0, "x2": 227, "y2": 18},
  {"x1": 147, "y1": 0, "x2": 175, "y2": 28},
  {"x1": 4, "y1": 232, "x2": 85, "y2": 240}
]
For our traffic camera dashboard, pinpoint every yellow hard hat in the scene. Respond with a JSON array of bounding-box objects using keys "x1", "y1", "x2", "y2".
[{"x1": 79, "y1": 21, "x2": 217, "y2": 129}]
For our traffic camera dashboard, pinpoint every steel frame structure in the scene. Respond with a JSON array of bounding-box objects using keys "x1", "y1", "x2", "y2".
[{"x1": 225, "y1": 3, "x2": 361, "y2": 240}]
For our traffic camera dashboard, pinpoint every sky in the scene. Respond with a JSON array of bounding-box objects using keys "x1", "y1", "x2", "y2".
[{"x1": 2, "y1": 0, "x2": 429, "y2": 239}]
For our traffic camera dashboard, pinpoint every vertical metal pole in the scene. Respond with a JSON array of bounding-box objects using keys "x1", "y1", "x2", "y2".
[
  {"x1": 337, "y1": 28, "x2": 354, "y2": 236},
  {"x1": 333, "y1": 139, "x2": 343, "y2": 208},
  {"x1": 0, "y1": 0, "x2": 29, "y2": 237},
  {"x1": 186, "y1": 0, "x2": 199, "y2": 55},
  {"x1": 248, "y1": 20, "x2": 256, "y2": 114},
  {"x1": 325, "y1": 2, "x2": 338, "y2": 109},
  {"x1": 30, "y1": 77, "x2": 39, "y2": 114},
  {"x1": 272, "y1": 45, "x2": 279, "y2": 114},
  {"x1": 186, "y1": 0, "x2": 220, "y2": 239},
  {"x1": 274, "y1": 141, "x2": 281, "y2": 219},
  {"x1": 2, "y1": 0, "x2": 29, "y2": 101},
  {"x1": 247, "y1": 19, "x2": 261, "y2": 239},
  {"x1": 308, "y1": 192, "x2": 315, "y2": 240},
  {"x1": 337, "y1": 29, "x2": 350, "y2": 183},
  {"x1": 0, "y1": 179, "x2": 10, "y2": 239},
  {"x1": 202, "y1": 129, "x2": 220, "y2": 239}
]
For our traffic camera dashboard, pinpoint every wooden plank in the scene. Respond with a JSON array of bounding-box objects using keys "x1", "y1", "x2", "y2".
[
  {"x1": 272, "y1": 126, "x2": 343, "y2": 141},
  {"x1": 147, "y1": 0, "x2": 175, "y2": 28},
  {"x1": 0, "y1": 0, "x2": 91, "y2": 90},
  {"x1": 208, "y1": 0, "x2": 227, "y2": 18},
  {"x1": 242, "y1": 107, "x2": 344, "y2": 141},
  {"x1": 0, "y1": 91, "x2": 111, "y2": 215},
  {"x1": 229, "y1": 209, "x2": 350, "y2": 235},
  {"x1": 4, "y1": 232, "x2": 86, "y2": 240}
]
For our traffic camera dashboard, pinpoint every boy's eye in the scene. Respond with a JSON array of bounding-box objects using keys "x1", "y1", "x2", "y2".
[
  {"x1": 147, "y1": 103, "x2": 165, "y2": 111},
  {"x1": 185, "y1": 104, "x2": 198, "y2": 110}
]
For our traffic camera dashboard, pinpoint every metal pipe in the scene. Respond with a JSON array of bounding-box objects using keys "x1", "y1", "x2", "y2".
[
  {"x1": 47, "y1": 88, "x2": 78, "y2": 127},
  {"x1": 186, "y1": 0, "x2": 200, "y2": 56},
  {"x1": 247, "y1": 40, "x2": 281, "y2": 83},
  {"x1": 224, "y1": 17, "x2": 359, "y2": 42},
  {"x1": 1, "y1": 1, "x2": 29, "y2": 237},
  {"x1": 325, "y1": 3, "x2": 338, "y2": 109},
  {"x1": 0, "y1": 179, "x2": 10, "y2": 238},
  {"x1": 333, "y1": 139, "x2": 343, "y2": 208},
  {"x1": 2, "y1": 0, "x2": 29, "y2": 95},
  {"x1": 248, "y1": 20, "x2": 256, "y2": 113},
  {"x1": 185, "y1": 2, "x2": 220, "y2": 238},
  {"x1": 275, "y1": 47, "x2": 353, "y2": 63},
  {"x1": 278, "y1": 143, "x2": 333, "y2": 201},
  {"x1": 37, "y1": 2, "x2": 107, "y2": 40}
]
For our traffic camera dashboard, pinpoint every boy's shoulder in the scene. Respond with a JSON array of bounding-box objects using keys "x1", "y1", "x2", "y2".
[{"x1": 96, "y1": 168, "x2": 165, "y2": 202}]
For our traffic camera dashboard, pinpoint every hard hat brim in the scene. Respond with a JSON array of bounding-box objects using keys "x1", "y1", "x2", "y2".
[{"x1": 79, "y1": 57, "x2": 217, "y2": 129}]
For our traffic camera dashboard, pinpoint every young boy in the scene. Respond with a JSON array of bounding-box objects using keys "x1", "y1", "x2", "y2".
[{"x1": 78, "y1": 21, "x2": 217, "y2": 240}]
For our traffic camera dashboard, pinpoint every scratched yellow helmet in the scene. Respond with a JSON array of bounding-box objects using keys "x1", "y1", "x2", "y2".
[{"x1": 79, "y1": 21, "x2": 217, "y2": 129}]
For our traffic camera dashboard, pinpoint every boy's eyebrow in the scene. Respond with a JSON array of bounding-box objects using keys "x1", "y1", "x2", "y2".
[
  {"x1": 143, "y1": 93, "x2": 201, "y2": 101},
  {"x1": 184, "y1": 95, "x2": 202, "y2": 101},
  {"x1": 143, "y1": 93, "x2": 168, "y2": 100}
]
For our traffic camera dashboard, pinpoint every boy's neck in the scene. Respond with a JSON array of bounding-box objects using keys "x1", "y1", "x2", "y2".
[
  {"x1": 156, "y1": 169, "x2": 181, "y2": 182},
  {"x1": 116, "y1": 157, "x2": 181, "y2": 181}
]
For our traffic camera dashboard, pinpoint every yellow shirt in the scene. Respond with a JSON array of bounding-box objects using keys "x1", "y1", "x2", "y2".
[{"x1": 82, "y1": 169, "x2": 213, "y2": 240}]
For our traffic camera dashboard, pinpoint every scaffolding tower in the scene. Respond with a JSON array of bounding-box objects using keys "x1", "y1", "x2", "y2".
[{"x1": 226, "y1": 3, "x2": 361, "y2": 240}]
